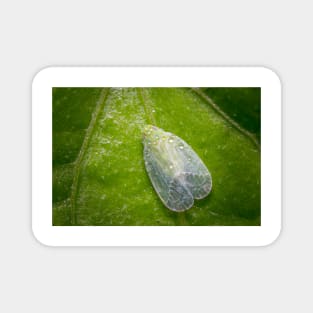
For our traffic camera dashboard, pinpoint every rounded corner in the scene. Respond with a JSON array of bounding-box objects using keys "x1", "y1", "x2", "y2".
[
  {"x1": 31, "y1": 225, "x2": 54, "y2": 248},
  {"x1": 260, "y1": 225, "x2": 282, "y2": 247},
  {"x1": 32, "y1": 66, "x2": 55, "y2": 88},
  {"x1": 259, "y1": 66, "x2": 282, "y2": 87}
]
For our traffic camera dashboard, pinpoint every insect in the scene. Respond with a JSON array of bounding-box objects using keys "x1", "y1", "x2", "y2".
[{"x1": 143, "y1": 125, "x2": 212, "y2": 212}]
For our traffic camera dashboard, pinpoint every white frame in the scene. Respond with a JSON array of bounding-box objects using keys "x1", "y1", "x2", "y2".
[{"x1": 32, "y1": 67, "x2": 281, "y2": 246}]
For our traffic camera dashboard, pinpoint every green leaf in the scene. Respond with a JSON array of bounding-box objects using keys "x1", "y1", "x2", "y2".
[
  {"x1": 200, "y1": 87, "x2": 261, "y2": 142},
  {"x1": 53, "y1": 87, "x2": 260, "y2": 226}
]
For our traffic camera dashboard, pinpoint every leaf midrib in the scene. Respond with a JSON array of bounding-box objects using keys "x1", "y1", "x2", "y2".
[{"x1": 137, "y1": 88, "x2": 156, "y2": 125}]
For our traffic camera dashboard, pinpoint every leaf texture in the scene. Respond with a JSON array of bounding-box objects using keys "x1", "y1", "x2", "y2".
[{"x1": 53, "y1": 87, "x2": 261, "y2": 226}]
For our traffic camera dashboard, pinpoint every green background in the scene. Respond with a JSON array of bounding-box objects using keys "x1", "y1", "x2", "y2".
[{"x1": 53, "y1": 87, "x2": 261, "y2": 226}]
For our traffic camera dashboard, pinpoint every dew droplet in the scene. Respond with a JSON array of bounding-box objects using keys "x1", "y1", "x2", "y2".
[
  {"x1": 152, "y1": 109, "x2": 156, "y2": 113},
  {"x1": 179, "y1": 145, "x2": 184, "y2": 149},
  {"x1": 169, "y1": 138, "x2": 174, "y2": 143},
  {"x1": 169, "y1": 165, "x2": 173, "y2": 169}
]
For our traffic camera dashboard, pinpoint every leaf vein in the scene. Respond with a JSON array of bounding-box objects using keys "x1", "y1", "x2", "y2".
[
  {"x1": 191, "y1": 88, "x2": 260, "y2": 150},
  {"x1": 70, "y1": 88, "x2": 110, "y2": 225},
  {"x1": 137, "y1": 88, "x2": 156, "y2": 125}
]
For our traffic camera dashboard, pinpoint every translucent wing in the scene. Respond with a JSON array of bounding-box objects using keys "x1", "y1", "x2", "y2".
[
  {"x1": 142, "y1": 125, "x2": 212, "y2": 212},
  {"x1": 166, "y1": 176, "x2": 194, "y2": 211},
  {"x1": 179, "y1": 172, "x2": 212, "y2": 199},
  {"x1": 171, "y1": 136, "x2": 212, "y2": 199},
  {"x1": 144, "y1": 146, "x2": 194, "y2": 212}
]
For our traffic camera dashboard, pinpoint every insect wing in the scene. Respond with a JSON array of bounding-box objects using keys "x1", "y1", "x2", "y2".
[
  {"x1": 144, "y1": 145, "x2": 194, "y2": 212},
  {"x1": 172, "y1": 135, "x2": 212, "y2": 199}
]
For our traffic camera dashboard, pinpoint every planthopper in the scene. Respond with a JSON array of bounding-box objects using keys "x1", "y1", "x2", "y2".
[{"x1": 143, "y1": 125, "x2": 212, "y2": 212}]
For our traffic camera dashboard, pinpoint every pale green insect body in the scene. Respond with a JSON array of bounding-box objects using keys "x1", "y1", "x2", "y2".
[{"x1": 143, "y1": 125, "x2": 212, "y2": 212}]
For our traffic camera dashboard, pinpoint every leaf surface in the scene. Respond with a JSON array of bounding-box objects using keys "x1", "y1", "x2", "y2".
[{"x1": 53, "y1": 87, "x2": 261, "y2": 226}]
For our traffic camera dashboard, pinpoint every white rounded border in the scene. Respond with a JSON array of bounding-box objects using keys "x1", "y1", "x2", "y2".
[{"x1": 32, "y1": 67, "x2": 281, "y2": 246}]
